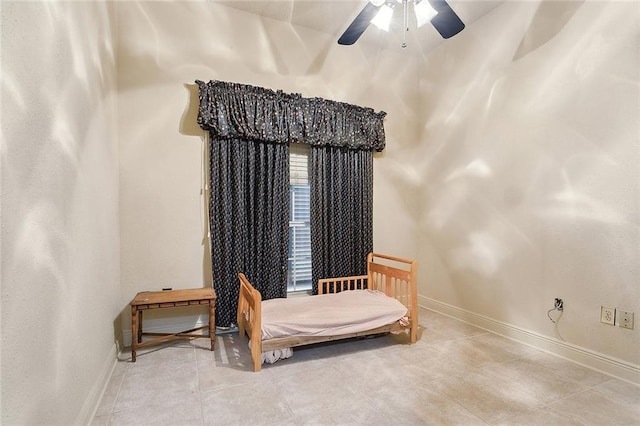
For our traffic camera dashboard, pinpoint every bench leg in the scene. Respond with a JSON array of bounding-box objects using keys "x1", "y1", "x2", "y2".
[
  {"x1": 209, "y1": 301, "x2": 215, "y2": 351},
  {"x1": 131, "y1": 306, "x2": 137, "y2": 362},
  {"x1": 137, "y1": 311, "x2": 143, "y2": 343}
]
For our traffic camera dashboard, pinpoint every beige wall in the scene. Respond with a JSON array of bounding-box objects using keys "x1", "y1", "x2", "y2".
[
  {"x1": 416, "y1": 1, "x2": 639, "y2": 368},
  {"x1": 1, "y1": 2, "x2": 120, "y2": 424},
  {"x1": 2, "y1": 1, "x2": 638, "y2": 422},
  {"x1": 116, "y1": 2, "x2": 421, "y2": 335}
]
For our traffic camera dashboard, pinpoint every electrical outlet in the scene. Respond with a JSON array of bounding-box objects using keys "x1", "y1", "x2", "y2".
[
  {"x1": 601, "y1": 306, "x2": 615, "y2": 326},
  {"x1": 618, "y1": 310, "x2": 634, "y2": 329}
]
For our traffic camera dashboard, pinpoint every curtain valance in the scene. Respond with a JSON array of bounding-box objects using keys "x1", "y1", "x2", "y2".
[{"x1": 196, "y1": 80, "x2": 386, "y2": 152}]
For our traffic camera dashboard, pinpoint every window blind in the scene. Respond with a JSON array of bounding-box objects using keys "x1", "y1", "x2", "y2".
[
  {"x1": 288, "y1": 143, "x2": 312, "y2": 292},
  {"x1": 290, "y1": 143, "x2": 309, "y2": 185}
]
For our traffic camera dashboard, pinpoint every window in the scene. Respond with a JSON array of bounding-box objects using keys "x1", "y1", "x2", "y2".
[{"x1": 288, "y1": 144, "x2": 312, "y2": 292}]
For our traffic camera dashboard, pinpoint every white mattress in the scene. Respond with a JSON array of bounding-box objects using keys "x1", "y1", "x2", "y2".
[{"x1": 261, "y1": 289, "x2": 408, "y2": 340}]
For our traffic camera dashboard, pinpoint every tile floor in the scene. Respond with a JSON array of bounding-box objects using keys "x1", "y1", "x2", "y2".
[{"x1": 93, "y1": 309, "x2": 640, "y2": 425}]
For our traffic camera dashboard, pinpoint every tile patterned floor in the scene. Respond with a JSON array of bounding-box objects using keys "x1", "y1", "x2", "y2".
[{"x1": 93, "y1": 309, "x2": 640, "y2": 425}]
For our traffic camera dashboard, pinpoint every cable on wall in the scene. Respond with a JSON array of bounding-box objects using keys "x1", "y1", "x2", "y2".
[{"x1": 547, "y1": 298, "x2": 565, "y2": 341}]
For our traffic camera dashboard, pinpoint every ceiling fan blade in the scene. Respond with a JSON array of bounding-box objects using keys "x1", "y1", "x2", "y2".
[
  {"x1": 429, "y1": 0, "x2": 465, "y2": 39},
  {"x1": 338, "y1": 2, "x2": 380, "y2": 45}
]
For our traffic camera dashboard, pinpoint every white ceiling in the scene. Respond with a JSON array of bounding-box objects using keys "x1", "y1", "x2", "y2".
[{"x1": 214, "y1": 0, "x2": 505, "y2": 54}]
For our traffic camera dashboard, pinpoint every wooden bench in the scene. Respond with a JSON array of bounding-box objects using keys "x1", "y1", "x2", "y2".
[{"x1": 130, "y1": 288, "x2": 216, "y2": 361}]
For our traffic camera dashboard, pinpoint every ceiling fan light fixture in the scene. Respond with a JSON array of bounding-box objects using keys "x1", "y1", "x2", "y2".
[
  {"x1": 414, "y1": 0, "x2": 438, "y2": 28},
  {"x1": 371, "y1": 4, "x2": 393, "y2": 32},
  {"x1": 338, "y1": 0, "x2": 464, "y2": 47}
]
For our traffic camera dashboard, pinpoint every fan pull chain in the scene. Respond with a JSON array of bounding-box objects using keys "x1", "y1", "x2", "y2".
[{"x1": 401, "y1": 0, "x2": 408, "y2": 48}]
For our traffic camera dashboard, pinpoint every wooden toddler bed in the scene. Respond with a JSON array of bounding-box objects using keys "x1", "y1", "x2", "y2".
[{"x1": 237, "y1": 253, "x2": 418, "y2": 372}]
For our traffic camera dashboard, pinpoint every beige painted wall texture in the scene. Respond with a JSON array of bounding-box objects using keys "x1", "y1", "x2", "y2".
[
  {"x1": 115, "y1": 2, "x2": 421, "y2": 335},
  {"x1": 2, "y1": 0, "x2": 638, "y2": 422},
  {"x1": 416, "y1": 1, "x2": 639, "y2": 366},
  {"x1": 1, "y1": 2, "x2": 120, "y2": 424}
]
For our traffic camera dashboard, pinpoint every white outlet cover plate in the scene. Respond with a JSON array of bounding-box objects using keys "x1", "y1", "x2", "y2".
[{"x1": 601, "y1": 306, "x2": 616, "y2": 325}]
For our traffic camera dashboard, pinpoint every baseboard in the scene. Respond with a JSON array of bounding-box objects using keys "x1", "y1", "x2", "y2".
[
  {"x1": 74, "y1": 342, "x2": 118, "y2": 426},
  {"x1": 419, "y1": 296, "x2": 640, "y2": 386}
]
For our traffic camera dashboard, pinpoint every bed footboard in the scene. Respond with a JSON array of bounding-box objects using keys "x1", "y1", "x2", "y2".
[{"x1": 237, "y1": 273, "x2": 262, "y2": 372}]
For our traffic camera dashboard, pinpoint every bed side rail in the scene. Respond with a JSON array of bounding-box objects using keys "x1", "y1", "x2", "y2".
[
  {"x1": 317, "y1": 275, "x2": 368, "y2": 295},
  {"x1": 237, "y1": 273, "x2": 263, "y2": 371}
]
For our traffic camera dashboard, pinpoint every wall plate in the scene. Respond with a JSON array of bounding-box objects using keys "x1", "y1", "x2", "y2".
[
  {"x1": 600, "y1": 306, "x2": 615, "y2": 326},
  {"x1": 618, "y1": 310, "x2": 634, "y2": 329}
]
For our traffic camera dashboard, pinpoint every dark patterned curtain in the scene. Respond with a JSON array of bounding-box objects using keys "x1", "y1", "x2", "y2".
[
  {"x1": 196, "y1": 80, "x2": 386, "y2": 325},
  {"x1": 208, "y1": 138, "x2": 289, "y2": 327},
  {"x1": 310, "y1": 147, "x2": 373, "y2": 294}
]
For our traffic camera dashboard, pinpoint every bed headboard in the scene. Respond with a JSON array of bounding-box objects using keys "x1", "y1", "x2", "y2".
[{"x1": 367, "y1": 253, "x2": 417, "y2": 313}]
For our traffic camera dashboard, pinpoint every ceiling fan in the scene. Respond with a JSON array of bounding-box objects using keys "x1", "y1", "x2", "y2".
[{"x1": 338, "y1": 0, "x2": 465, "y2": 47}]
